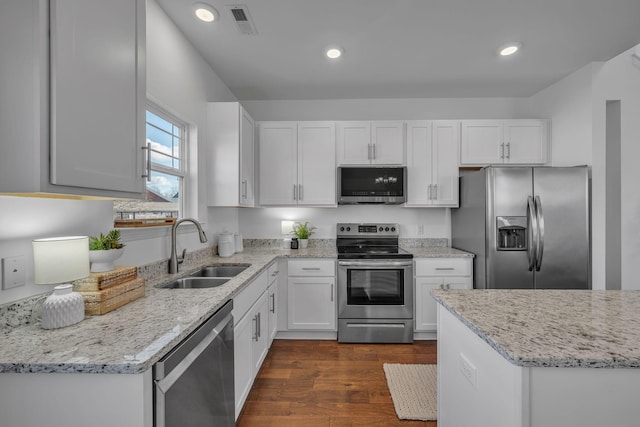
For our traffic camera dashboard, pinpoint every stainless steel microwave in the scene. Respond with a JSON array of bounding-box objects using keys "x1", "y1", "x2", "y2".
[{"x1": 337, "y1": 166, "x2": 406, "y2": 205}]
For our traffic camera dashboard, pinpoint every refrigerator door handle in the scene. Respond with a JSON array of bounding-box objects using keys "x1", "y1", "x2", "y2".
[
  {"x1": 527, "y1": 196, "x2": 537, "y2": 271},
  {"x1": 535, "y1": 195, "x2": 545, "y2": 271}
]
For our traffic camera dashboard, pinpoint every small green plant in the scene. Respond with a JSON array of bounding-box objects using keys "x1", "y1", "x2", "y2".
[
  {"x1": 291, "y1": 221, "x2": 316, "y2": 239},
  {"x1": 89, "y1": 229, "x2": 125, "y2": 250}
]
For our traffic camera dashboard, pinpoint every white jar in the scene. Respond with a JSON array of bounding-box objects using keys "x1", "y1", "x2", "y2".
[
  {"x1": 218, "y1": 232, "x2": 235, "y2": 257},
  {"x1": 234, "y1": 233, "x2": 243, "y2": 253}
]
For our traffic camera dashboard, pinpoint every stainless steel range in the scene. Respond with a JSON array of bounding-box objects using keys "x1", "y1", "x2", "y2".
[{"x1": 337, "y1": 223, "x2": 414, "y2": 343}]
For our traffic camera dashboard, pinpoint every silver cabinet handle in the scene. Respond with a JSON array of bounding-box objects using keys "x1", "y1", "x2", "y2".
[
  {"x1": 293, "y1": 184, "x2": 297, "y2": 200},
  {"x1": 427, "y1": 184, "x2": 432, "y2": 200},
  {"x1": 271, "y1": 271, "x2": 279, "y2": 277},
  {"x1": 241, "y1": 179, "x2": 247, "y2": 199},
  {"x1": 302, "y1": 267, "x2": 321, "y2": 271},
  {"x1": 445, "y1": 284, "x2": 451, "y2": 290},
  {"x1": 506, "y1": 142, "x2": 511, "y2": 159},
  {"x1": 270, "y1": 293, "x2": 276, "y2": 313},
  {"x1": 367, "y1": 143, "x2": 372, "y2": 160},
  {"x1": 433, "y1": 184, "x2": 438, "y2": 200},
  {"x1": 298, "y1": 184, "x2": 303, "y2": 201},
  {"x1": 500, "y1": 143, "x2": 505, "y2": 159},
  {"x1": 253, "y1": 314, "x2": 259, "y2": 341},
  {"x1": 439, "y1": 284, "x2": 444, "y2": 289},
  {"x1": 372, "y1": 143, "x2": 377, "y2": 160},
  {"x1": 141, "y1": 143, "x2": 151, "y2": 181},
  {"x1": 330, "y1": 283, "x2": 334, "y2": 302},
  {"x1": 257, "y1": 312, "x2": 261, "y2": 338},
  {"x1": 435, "y1": 267, "x2": 455, "y2": 271}
]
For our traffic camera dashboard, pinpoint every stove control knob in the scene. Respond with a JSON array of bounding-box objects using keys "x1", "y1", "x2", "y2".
[
  {"x1": 385, "y1": 227, "x2": 390, "y2": 232},
  {"x1": 379, "y1": 227, "x2": 383, "y2": 232},
  {"x1": 340, "y1": 226, "x2": 345, "y2": 232},
  {"x1": 391, "y1": 227, "x2": 396, "y2": 232},
  {"x1": 346, "y1": 227, "x2": 351, "y2": 232}
]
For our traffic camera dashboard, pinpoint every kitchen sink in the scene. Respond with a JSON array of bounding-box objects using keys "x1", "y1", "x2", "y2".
[
  {"x1": 159, "y1": 277, "x2": 230, "y2": 289},
  {"x1": 189, "y1": 264, "x2": 250, "y2": 278}
]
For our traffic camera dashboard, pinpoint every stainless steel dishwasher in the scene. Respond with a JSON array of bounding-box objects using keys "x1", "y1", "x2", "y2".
[{"x1": 154, "y1": 300, "x2": 234, "y2": 427}]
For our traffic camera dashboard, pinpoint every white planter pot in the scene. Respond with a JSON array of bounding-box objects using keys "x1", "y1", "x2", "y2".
[
  {"x1": 89, "y1": 248, "x2": 124, "y2": 272},
  {"x1": 299, "y1": 239, "x2": 309, "y2": 249}
]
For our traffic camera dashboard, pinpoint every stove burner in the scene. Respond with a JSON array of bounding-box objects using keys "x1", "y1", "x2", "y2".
[{"x1": 336, "y1": 223, "x2": 413, "y2": 260}]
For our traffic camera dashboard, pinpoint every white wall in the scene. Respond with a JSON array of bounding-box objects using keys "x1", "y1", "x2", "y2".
[
  {"x1": 238, "y1": 206, "x2": 450, "y2": 240},
  {"x1": 591, "y1": 45, "x2": 640, "y2": 289},
  {"x1": 0, "y1": 0, "x2": 237, "y2": 304}
]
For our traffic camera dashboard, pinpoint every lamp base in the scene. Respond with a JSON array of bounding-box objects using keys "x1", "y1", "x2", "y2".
[{"x1": 41, "y1": 284, "x2": 85, "y2": 329}]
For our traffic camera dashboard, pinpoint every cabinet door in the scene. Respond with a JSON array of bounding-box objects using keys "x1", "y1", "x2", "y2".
[
  {"x1": 415, "y1": 278, "x2": 443, "y2": 332},
  {"x1": 460, "y1": 120, "x2": 504, "y2": 165},
  {"x1": 50, "y1": 0, "x2": 145, "y2": 194},
  {"x1": 504, "y1": 120, "x2": 548, "y2": 164},
  {"x1": 336, "y1": 121, "x2": 371, "y2": 165},
  {"x1": 372, "y1": 121, "x2": 404, "y2": 164},
  {"x1": 239, "y1": 107, "x2": 255, "y2": 206},
  {"x1": 259, "y1": 122, "x2": 298, "y2": 205},
  {"x1": 432, "y1": 121, "x2": 459, "y2": 207},
  {"x1": 252, "y1": 292, "x2": 269, "y2": 376},
  {"x1": 233, "y1": 310, "x2": 254, "y2": 418},
  {"x1": 405, "y1": 121, "x2": 433, "y2": 206},
  {"x1": 298, "y1": 122, "x2": 337, "y2": 206},
  {"x1": 287, "y1": 277, "x2": 336, "y2": 330}
]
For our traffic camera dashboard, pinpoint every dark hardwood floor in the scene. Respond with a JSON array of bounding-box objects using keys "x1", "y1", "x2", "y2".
[{"x1": 237, "y1": 339, "x2": 438, "y2": 427}]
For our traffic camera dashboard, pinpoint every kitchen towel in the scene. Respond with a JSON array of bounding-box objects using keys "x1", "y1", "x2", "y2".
[{"x1": 383, "y1": 363, "x2": 437, "y2": 421}]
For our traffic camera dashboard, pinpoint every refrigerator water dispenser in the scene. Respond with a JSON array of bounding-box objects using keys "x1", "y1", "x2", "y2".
[{"x1": 496, "y1": 216, "x2": 527, "y2": 250}]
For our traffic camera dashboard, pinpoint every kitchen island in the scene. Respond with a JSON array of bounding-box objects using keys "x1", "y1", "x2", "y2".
[{"x1": 432, "y1": 289, "x2": 640, "y2": 427}]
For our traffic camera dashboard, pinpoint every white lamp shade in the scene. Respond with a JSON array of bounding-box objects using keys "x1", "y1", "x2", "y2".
[{"x1": 33, "y1": 236, "x2": 90, "y2": 284}]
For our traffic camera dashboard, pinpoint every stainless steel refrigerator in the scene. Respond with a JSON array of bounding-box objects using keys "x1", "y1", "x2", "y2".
[{"x1": 451, "y1": 166, "x2": 590, "y2": 289}]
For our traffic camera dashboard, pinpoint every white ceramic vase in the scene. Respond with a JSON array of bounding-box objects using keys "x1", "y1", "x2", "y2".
[
  {"x1": 41, "y1": 284, "x2": 85, "y2": 329},
  {"x1": 299, "y1": 239, "x2": 309, "y2": 249},
  {"x1": 89, "y1": 248, "x2": 124, "y2": 272}
]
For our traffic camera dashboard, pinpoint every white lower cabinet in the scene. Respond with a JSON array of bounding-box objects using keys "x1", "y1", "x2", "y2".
[
  {"x1": 287, "y1": 259, "x2": 336, "y2": 331},
  {"x1": 414, "y1": 258, "x2": 472, "y2": 333},
  {"x1": 232, "y1": 267, "x2": 272, "y2": 419}
]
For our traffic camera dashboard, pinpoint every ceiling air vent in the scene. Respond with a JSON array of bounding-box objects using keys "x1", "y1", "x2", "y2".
[{"x1": 226, "y1": 4, "x2": 257, "y2": 35}]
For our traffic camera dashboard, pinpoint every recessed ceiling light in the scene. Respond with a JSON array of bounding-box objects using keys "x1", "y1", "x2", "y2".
[
  {"x1": 193, "y1": 3, "x2": 218, "y2": 22},
  {"x1": 326, "y1": 47, "x2": 343, "y2": 59},
  {"x1": 499, "y1": 42, "x2": 522, "y2": 56}
]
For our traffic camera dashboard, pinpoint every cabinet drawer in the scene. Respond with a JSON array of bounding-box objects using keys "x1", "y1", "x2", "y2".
[
  {"x1": 288, "y1": 259, "x2": 335, "y2": 276},
  {"x1": 267, "y1": 261, "x2": 279, "y2": 284},
  {"x1": 415, "y1": 258, "x2": 471, "y2": 277},
  {"x1": 233, "y1": 270, "x2": 268, "y2": 320}
]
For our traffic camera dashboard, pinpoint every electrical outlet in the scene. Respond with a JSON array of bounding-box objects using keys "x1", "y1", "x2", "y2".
[
  {"x1": 2, "y1": 255, "x2": 26, "y2": 290},
  {"x1": 459, "y1": 352, "x2": 478, "y2": 388}
]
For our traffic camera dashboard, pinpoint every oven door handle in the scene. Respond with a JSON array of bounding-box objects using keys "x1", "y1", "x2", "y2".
[{"x1": 338, "y1": 260, "x2": 413, "y2": 268}]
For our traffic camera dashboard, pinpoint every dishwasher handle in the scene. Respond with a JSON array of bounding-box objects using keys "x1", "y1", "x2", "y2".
[{"x1": 154, "y1": 300, "x2": 233, "y2": 386}]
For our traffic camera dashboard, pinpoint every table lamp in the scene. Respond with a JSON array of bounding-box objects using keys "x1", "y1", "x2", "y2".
[{"x1": 33, "y1": 236, "x2": 90, "y2": 329}]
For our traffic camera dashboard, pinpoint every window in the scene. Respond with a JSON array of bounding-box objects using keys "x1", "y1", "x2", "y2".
[{"x1": 114, "y1": 103, "x2": 187, "y2": 222}]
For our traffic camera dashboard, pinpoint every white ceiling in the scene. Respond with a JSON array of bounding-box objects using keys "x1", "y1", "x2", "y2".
[{"x1": 156, "y1": 0, "x2": 640, "y2": 100}]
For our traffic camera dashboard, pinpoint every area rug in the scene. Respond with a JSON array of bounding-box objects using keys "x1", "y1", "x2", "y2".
[{"x1": 383, "y1": 363, "x2": 437, "y2": 421}]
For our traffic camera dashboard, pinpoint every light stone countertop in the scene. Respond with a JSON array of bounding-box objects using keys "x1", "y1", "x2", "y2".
[
  {"x1": 0, "y1": 248, "x2": 336, "y2": 375},
  {"x1": 0, "y1": 244, "x2": 473, "y2": 375},
  {"x1": 432, "y1": 289, "x2": 640, "y2": 368}
]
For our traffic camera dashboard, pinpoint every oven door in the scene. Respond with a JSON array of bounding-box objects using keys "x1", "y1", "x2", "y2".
[{"x1": 337, "y1": 260, "x2": 413, "y2": 319}]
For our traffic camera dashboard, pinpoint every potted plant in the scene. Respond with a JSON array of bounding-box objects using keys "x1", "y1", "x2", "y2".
[
  {"x1": 291, "y1": 221, "x2": 316, "y2": 249},
  {"x1": 88, "y1": 229, "x2": 125, "y2": 272}
]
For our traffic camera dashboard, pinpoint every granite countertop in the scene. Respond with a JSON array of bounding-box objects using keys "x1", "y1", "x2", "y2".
[
  {"x1": 406, "y1": 247, "x2": 474, "y2": 258},
  {"x1": 0, "y1": 247, "x2": 336, "y2": 375},
  {"x1": 432, "y1": 289, "x2": 640, "y2": 368}
]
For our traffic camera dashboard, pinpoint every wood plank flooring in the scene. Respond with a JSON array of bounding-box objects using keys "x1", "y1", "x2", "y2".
[{"x1": 237, "y1": 339, "x2": 438, "y2": 427}]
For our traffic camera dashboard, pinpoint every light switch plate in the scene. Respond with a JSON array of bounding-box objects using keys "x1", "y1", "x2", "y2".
[{"x1": 2, "y1": 255, "x2": 26, "y2": 290}]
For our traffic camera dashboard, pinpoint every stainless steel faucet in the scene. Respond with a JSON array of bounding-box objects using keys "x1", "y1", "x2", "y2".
[{"x1": 169, "y1": 218, "x2": 208, "y2": 274}]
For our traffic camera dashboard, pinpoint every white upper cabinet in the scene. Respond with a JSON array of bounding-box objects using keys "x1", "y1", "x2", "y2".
[
  {"x1": 207, "y1": 102, "x2": 255, "y2": 207},
  {"x1": 460, "y1": 120, "x2": 548, "y2": 165},
  {"x1": 337, "y1": 121, "x2": 404, "y2": 165},
  {"x1": 259, "y1": 121, "x2": 336, "y2": 206},
  {"x1": 0, "y1": 0, "x2": 146, "y2": 198},
  {"x1": 406, "y1": 121, "x2": 459, "y2": 207}
]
